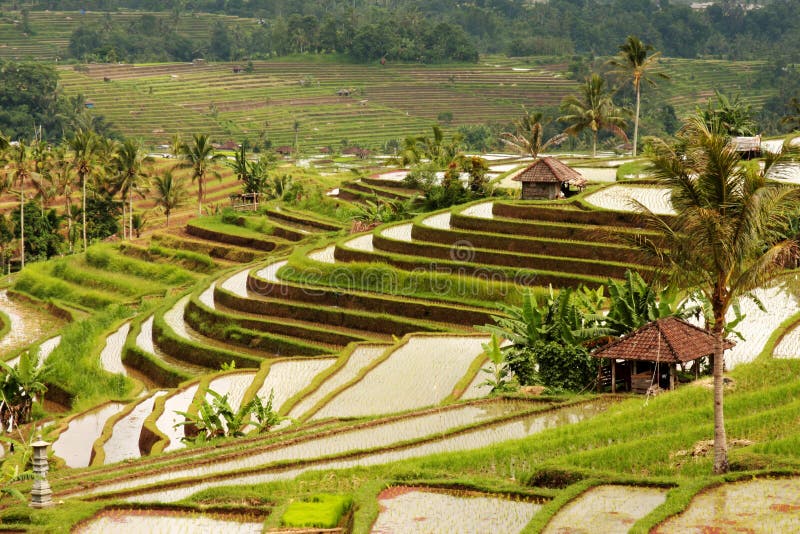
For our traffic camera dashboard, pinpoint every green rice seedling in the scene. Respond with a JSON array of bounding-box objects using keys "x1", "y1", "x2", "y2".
[{"x1": 281, "y1": 493, "x2": 352, "y2": 529}]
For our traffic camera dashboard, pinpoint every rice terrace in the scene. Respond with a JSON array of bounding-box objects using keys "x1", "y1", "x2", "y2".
[{"x1": 0, "y1": 1, "x2": 800, "y2": 532}]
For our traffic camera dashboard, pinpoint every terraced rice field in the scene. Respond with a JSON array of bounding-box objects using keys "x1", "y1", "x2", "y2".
[
  {"x1": 75, "y1": 509, "x2": 263, "y2": 534},
  {"x1": 373, "y1": 487, "x2": 541, "y2": 533},
  {"x1": 0, "y1": 290, "x2": 63, "y2": 356},
  {"x1": 155, "y1": 383, "x2": 200, "y2": 452},
  {"x1": 774, "y1": 320, "x2": 800, "y2": 359},
  {"x1": 136, "y1": 315, "x2": 207, "y2": 375},
  {"x1": 584, "y1": 185, "x2": 675, "y2": 215},
  {"x1": 99, "y1": 322, "x2": 130, "y2": 375},
  {"x1": 461, "y1": 202, "x2": 494, "y2": 219},
  {"x1": 102, "y1": 391, "x2": 168, "y2": 465},
  {"x1": 255, "y1": 358, "x2": 337, "y2": 412},
  {"x1": 53, "y1": 402, "x2": 127, "y2": 468},
  {"x1": 723, "y1": 280, "x2": 800, "y2": 367},
  {"x1": 312, "y1": 335, "x2": 489, "y2": 419},
  {"x1": 687, "y1": 276, "x2": 800, "y2": 368},
  {"x1": 543, "y1": 485, "x2": 668, "y2": 533},
  {"x1": 380, "y1": 222, "x2": 414, "y2": 242},
  {"x1": 5, "y1": 335, "x2": 61, "y2": 368},
  {"x1": 309, "y1": 244, "x2": 336, "y2": 264},
  {"x1": 120, "y1": 400, "x2": 610, "y2": 503},
  {"x1": 288, "y1": 344, "x2": 390, "y2": 419},
  {"x1": 54, "y1": 58, "x2": 581, "y2": 146},
  {"x1": 654, "y1": 478, "x2": 800, "y2": 533}
]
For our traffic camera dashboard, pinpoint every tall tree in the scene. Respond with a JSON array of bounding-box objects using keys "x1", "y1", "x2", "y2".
[
  {"x1": 608, "y1": 35, "x2": 668, "y2": 157},
  {"x1": 640, "y1": 116, "x2": 800, "y2": 474},
  {"x1": 559, "y1": 73, "x2": 628, "y2": 157},
  {"x1": 113, "y1": 139, "x2": 151, "y2": 240},
  {"x1": 152, "y1": 170, "x2": 188, "y2": 227},
  {"x1": 500, "y1": 107, "x2": 567, "y2": 159},
  {"x1": 43, "y1": 144, "x2": 76, "y2": 253},
  {"x1": 176, "y1": 134, "x2": 224, "y2": 217},
  {"x1": 67, "y1": 129, "x2": 98, "y2": 252},
  {"x1": 5, "y1": 141, "x2": 33, "y2": 269}
]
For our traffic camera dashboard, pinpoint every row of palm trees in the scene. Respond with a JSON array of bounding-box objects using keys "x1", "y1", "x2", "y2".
[
  {"x1": 503, "y1": 35, "x2": 665, "y2": 159},
  {"x1": 0, "y1": 131, "x2": 225, "y2": 267}
]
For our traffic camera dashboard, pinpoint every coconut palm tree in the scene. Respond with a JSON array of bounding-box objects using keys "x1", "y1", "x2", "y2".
[
  {"x1": 608, "y1": 36, "x2": 668, "y2": 157},
  {"x1": 152, "y1": 170, "x2": 188, "y2": 227},
  {"x1": 44, "y1": 144, "x2": 76, "y2": 252},
  {"x1": 501, "y1": 107, "x2": 567, "y2": 159},
  {"x1": 67, "y1": 129, "x2": 98, "y2": 252},
  {"x1": 5, "y1": 141, "x2": 33, "y2": 269},
  {"x1": 113, "y1": 139, "x2": 152, "y2": 240},
  {"x1": 639, "y1": 116, "x2": 800, "y2": 474},
  {"x1": 559, "y1": 73, "x2": 628, "y2": 157},
  {"x1": 176, "y1": 134, "x2": 224, "y2": 217}
]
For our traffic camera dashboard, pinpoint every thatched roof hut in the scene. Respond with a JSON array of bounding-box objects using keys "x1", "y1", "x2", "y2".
[{"x1": 513, "y1": 157, "x2": 587, "y2": 200}]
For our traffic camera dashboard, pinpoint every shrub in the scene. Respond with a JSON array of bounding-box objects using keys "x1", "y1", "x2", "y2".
[{"x1": 534, "y1": 341, "x2": 595, "y2": 392}]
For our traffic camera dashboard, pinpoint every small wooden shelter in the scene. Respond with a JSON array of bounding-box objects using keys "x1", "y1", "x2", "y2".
[
  {"x1": 513, "y1": 157, "x2": 587, "y2": 200},
  {"x1": 732, "y1": 135, "x2": 761, "y2": 159},
  {"x1": 592, "y1": 317, "x2": 734, "y2": 394}
]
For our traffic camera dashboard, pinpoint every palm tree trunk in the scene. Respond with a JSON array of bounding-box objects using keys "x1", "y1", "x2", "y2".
[
  {"x1": 19, "y1": 188, "x2": 24, "y2": 269},
  {"x1": 633, "y1": 84, "x2": 641, "y2": 158},
  {"x1": 65, "y1": 195, "x2": 72, "y2": 254},
  {"x1": 712, "y1": 313, "x2": 729, "y2": 474},
  {"x1": 592, "y1": 132, "x2": 597, "y2": 158},
  {"x1": 82, "y1": 172, "x2": 87, "y2": 252},
  {"x1": 129, "y1": 187, "x2": 134, "y2": 241},
  {"x1": 121, "y1": 197, "x2": 126, "y2": 240}
]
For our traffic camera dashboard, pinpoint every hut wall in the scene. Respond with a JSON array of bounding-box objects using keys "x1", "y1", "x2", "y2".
[{"x1": 522, "y1": 182, "x2": 559, "y2": 200}]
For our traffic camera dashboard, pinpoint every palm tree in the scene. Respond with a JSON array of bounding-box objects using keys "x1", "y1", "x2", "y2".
[
  {"x1": 5, "y1": 141, "x2": 33, "y2": 269},
  {"x1": 608, "y1": 35, "x2": 668, "y2": 157},
  {"x1": 639, "y1": 116, "x2": 800, "y2": 474},
  {"x1": 152, "y1": 170, "x2": 188, "y2": 227},
  {"x1": 113, "y1": 139, "x2": 151, "y2": 240},
  {"x1": 67, "y1": 129, "x2": 98, "y2": 252},
  {"x1": 559, "y1": 73, "x2": 628, "y2": 157},
  {"x1": 45, "y1": 144, "x2": 76, "y2": 252},
  {"x1": 176, "y1": 134, "x2": 224, "y2": 217},
  {"x1": 501, "y1": 107, "x2": 567, "y2": 159}
]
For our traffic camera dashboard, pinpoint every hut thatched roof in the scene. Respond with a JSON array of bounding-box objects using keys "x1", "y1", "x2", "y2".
[
  {"x1": 513, "y1": 157, "x2": 587, "y2": 187},
  {"x1": 592, "y1": 317, "x2": 734, "y2": 364}
]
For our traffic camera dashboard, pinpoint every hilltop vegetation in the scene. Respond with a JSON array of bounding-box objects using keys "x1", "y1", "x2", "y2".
[{"x1": 0, "y1": 0, "x2": 798, "y2": 63}]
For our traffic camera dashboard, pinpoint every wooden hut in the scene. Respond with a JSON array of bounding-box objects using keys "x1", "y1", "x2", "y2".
[
  {"x1": 592, "y1": 317, "x2": 734, "y2": 394},
  {"x1": 513, "y1": 157, "x2": 587, "y2": 200}
]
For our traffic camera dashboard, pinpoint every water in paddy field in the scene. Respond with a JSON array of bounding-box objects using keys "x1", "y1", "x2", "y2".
[
  {"x1": 654, "y1": 478, "x2": 800, "y2": 533},
  {"x1": 543, "y1": 485, "x2": 668, "y2": 533},
  {"x1": 0, "y1": 290, "x2": 64, "y2": 355},
  {"x1": 373, "y1": 487, "x2": 541, "y2": 534},
  {"x1": 74, "y1": 509, "x2": 263, "y2": 534}
]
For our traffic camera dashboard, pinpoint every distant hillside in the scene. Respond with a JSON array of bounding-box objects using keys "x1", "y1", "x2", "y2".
[{"x1": 55, "y1": 57, "x2": 773, "y2": 149}]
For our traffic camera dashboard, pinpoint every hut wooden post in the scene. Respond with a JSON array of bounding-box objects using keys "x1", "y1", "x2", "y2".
[
  {"x1": 611, "y1": 359, "x2": 616, "y2": 393},
  {"x1": 670, "y1": 364, "x2": 676, "y2": 390},
  {"x1": 596, "y1": 360, "x2": 602, "y2": 393}
]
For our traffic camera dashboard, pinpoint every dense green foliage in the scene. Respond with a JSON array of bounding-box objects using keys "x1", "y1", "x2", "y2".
[
  {"x1": 7, "y1": 0, "x2": 800, "y2": 64},
  {"x1": 0, "y1": 61, "x2": 111, "y2": 141}
]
